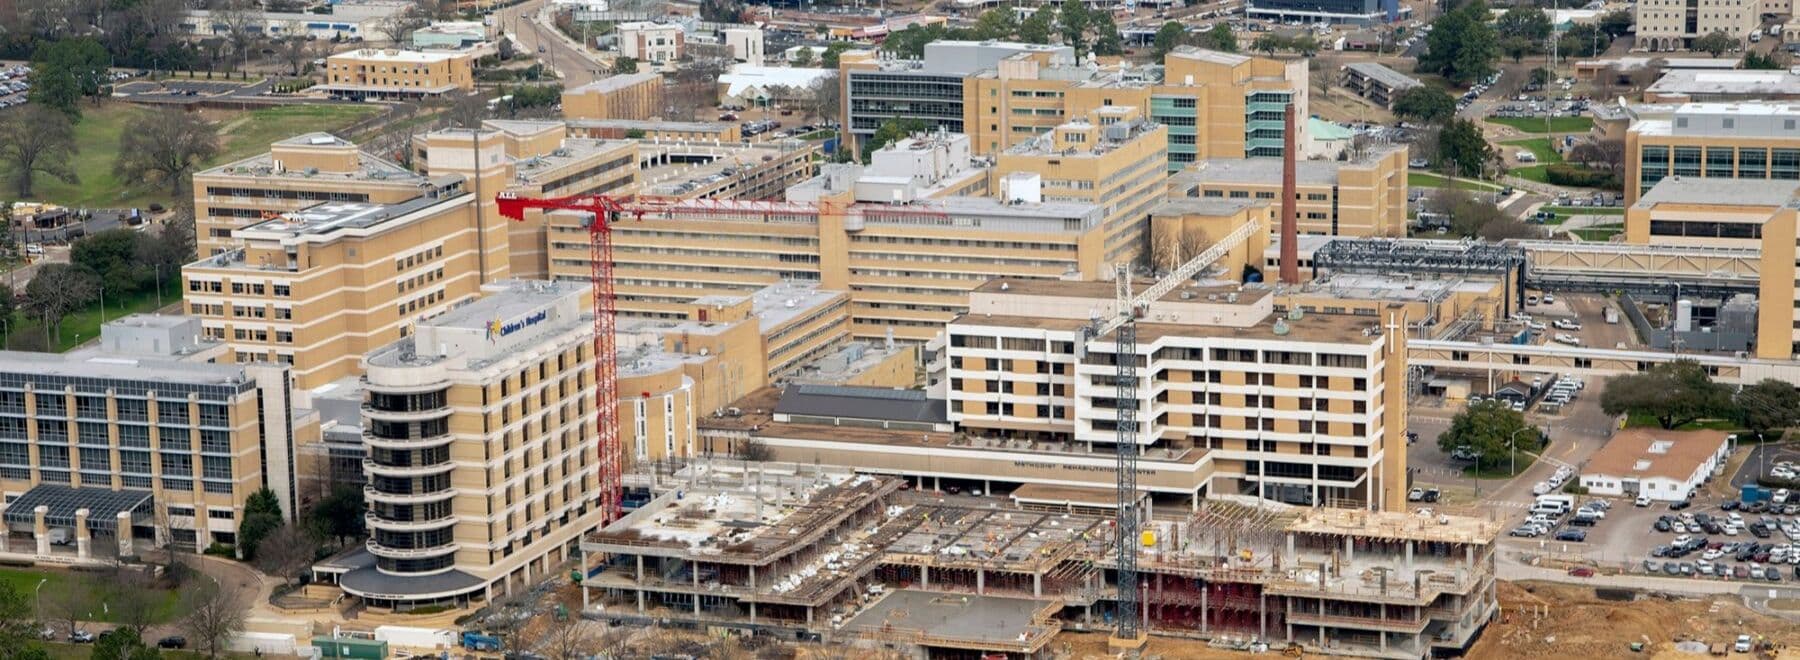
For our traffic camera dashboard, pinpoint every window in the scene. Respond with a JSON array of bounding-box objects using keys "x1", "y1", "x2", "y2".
[
  {"x1": 1673, "y1": 146, "x2": 1702, "y2": 177},
  {"x1": 1706, "y1": 147, "x2": 1734, "y2": 178}
]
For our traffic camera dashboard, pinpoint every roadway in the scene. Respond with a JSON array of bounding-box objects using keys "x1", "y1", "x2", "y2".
[{"x1": 495, "y1": 0, "x2": 608, "y2": 88}]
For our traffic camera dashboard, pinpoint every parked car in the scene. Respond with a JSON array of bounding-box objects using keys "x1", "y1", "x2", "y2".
[
  {"x1": 157, "y1": 636, "x2": 187, "y2": 649},
  {"x1": 1555, "y1": 528, "x2": 1588, "y2": 542}
]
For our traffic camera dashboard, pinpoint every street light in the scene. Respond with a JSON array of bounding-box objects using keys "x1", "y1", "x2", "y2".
[
  {"x1": 1509, "y1": 426, "x2": 1538, "y2": 478},
  {"x1": 34, "y1": 577, "x2": 46, "y2": 623}
]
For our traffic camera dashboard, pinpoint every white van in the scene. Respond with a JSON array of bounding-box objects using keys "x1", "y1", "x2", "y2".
[
  {"x1": 1535, "y1": 494, "x2": 1575, "y2": 511},
  {"x1": 1530, "y1": 501, "x2": 1567, "y2": 516}
]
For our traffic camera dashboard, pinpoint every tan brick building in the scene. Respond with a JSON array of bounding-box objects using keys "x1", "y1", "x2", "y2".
[
  {"x1": 561, "y1": 74, "x2": 665, "y2": 121},
  {"x1": 192, "y1": 134, "x2": 431, "y2": 257},
  {"x1": 1173, "y1": 143, "x2": 1411, "y2": 238},
  {"x1": 322, "y1": 48, "x2": 474, "y2": 99}
]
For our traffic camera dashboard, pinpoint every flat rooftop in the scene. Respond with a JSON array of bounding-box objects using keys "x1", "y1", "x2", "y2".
[
  {"x1": 567, "y1": 118, "x2": 734, "y2": 133},
  {"x1": 1344, "y1": 62, "x2": 1422, "y2": 90},
  {"x1": 1168, "y1": 45, "x2": 1252, "y2": 66},
  {"x1": 638, "y1": 142, "x2": 808, "y2": 197},
  {"x1": 746, "y1": 281, "x2": 841, "y2": 333},
  {"x1": 1186, "y1": 146, "x2": 1403, "y2": 187},
  {"x1": 330, "y1": 48, "x2": 466, "y2": 63},
  {"x1": 1647, "y1": 69, "x2": 1800, "y2": 97},
  {"x1": 426, "y1": 279, "x2": 586, "y2": 331},
  {"x1": 568, "y1": 72, "x2": 660, "y2": 94},
  {"x1": 0, "y1": 350, "x2": 256, "y2": 388},
  {"x1": 1635, "y1": 176, "x2": 1800, "y2": 208},
  {"x1": 198, "y1": 141, "x2": 424, "y2": 184},
  {"x1": 587, "y1": 464, "x2": 898, "y2": 565},
  {"x1": 510, "y1": 138, "x2": 634, "y2": 183},
  {"x1": 774, "y1": 385, "x2": 947, "y2": 425},
  {"x1": 1286, "y1": 508, "x2": 1500, "y2": 546},
  {"x1": 238, "y1": 194, "x2": 463, "y2": 237},
  {"x1": 1583, "y1": 428, "x2": 1729, "y2": 483},
  {"x1": 1001, "y1": 119, "x2": 1161, "y2": 157},
  {"x1": 840, "y1": 591, "x2": 1059, "y2": 652},
  {"x1": 1301, "y1": 273, "x2": 1502, "y2": 302},
  {"x1": 1153, "y1": 197, "x2": 1269, "y2": 217}
]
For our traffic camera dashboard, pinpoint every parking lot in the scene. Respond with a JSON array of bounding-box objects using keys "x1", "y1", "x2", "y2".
[{"x1": 1731, "y1": 442, "x2": 1800, "y2": 489}]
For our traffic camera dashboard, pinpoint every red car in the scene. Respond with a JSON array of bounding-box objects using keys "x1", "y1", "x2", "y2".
[{"x1": 1567, "y1": 567, "x2": 1596, "y2": 578}]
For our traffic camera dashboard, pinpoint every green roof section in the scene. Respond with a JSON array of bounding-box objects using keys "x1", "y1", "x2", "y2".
[{"x1": 1310, "y1": 118, "x2": 1356, "y2": 141}]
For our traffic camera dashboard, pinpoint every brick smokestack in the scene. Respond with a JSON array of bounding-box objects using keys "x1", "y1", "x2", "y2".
[{"x1": 1279, "y1": 103, "x2": 1300, "y2": 285}]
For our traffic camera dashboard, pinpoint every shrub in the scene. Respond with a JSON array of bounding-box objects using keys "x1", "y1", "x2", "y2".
[{"x1": 1545, "y1": 163, "x2": 1610, "y2": 187}]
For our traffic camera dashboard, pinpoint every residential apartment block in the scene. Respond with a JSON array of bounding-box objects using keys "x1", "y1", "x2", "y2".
[
  {"x1": 322, "y1": 48, "x2": 474, "y2": 100},
  {"x1": 325, "y1": 280, "x2": 605, "y2": 608},
  {"x1": 841, "y1": 42, "x2": 1308, "y2": 168},
  {"x1": 0, "y1": 315, "x2": 315, "y2": 554},
  {"x1": 1174, "y1": 143, "x2": 1411, "y2": 238},
  {"x1": 1635, "y1": 0, "x2": 1760, "y2": 51},
  {"x1": 561, "y1": 73, "x2": 665, "y2": 122}
]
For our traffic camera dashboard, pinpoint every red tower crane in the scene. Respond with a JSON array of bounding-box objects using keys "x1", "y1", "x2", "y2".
[
  {"x1": 494, "y1": 191, "x2": 633, "y2": 522},
  {"x1": 491, "y1": 192, "x2": 858, "y2": 522}
]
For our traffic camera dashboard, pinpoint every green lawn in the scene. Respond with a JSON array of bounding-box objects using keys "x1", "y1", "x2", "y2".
[
  {"x1": 1461, "y1": 449, "x2": 1538, "y2": 479},
  {"x1": 1408, "y1": 171, "x2": 1503, "y2": 191},
  {"x1": 1511, "y1": 165, "x2": 1550, "y2": 183},
  {"x1": 3, "y1": 280, "x2": 183, "y2": 352},
  {"x1": 1571, "y1": 223, "x2": 1624, "y2": 241},
  {"x1": 1625, "y1": 413, "x2": 1742, "y2": 431},
  {"x1": 1504, "y1": 137, "x2": 1564, "y2": 165},
  {"x1": 1486, "y1": 116, "x2": 1595, "y2": 133},
  {"x1": 0, "y1": 567, "x2": 184, "y2": 625},
  {"x1": 22, "y1": 103, "x2": 380, "y2": 212},
  {"x1": 43, "y1": 642, "x2": 236, "y2": 660},
  {"x1": 1543, "y1": 206, "x2": 1623, "y2": 215}
]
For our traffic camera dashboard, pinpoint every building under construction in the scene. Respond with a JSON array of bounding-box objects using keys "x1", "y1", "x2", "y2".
[{"x1": 578, "y1": 460, "x2": 1500, "y2": 659}]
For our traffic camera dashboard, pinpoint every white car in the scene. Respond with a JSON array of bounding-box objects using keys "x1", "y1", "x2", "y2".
[
  {"x1": 1527, "y1": 321, "x2": 1547, "y2": 331},
  {"x1": 1703, "y1": 549, "x2": 1724, "y2": 560},
  {"x1": 1737, "y1": 634, "x2": 1753, "y2": 653},
  {"x1": 1553, "y1": 319, "x2": 1582, "y2": 330},
  {"x1": 1673, "y1": 522, "x2": 1688, "y2": 534},
  {"x1": 1543, "y1": 294, "x2": 1556, "y2": 304},
  {"x1": 1635, "y1": 494, "x2": 1652, "y2": 507},
  {"x1": 1532, "y1": 481, "x2": 1553, "y2": 495},
  {"x1": 1553, "y1": 333, "x2": 1582, "y2": 346},
  {"x1": 1776, "y1": 489, "x2": 1792, "y2": 504}
]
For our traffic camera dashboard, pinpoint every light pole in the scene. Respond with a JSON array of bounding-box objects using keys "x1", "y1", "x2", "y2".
[
  {"x1": 34, "y1": 577, "x2": 46, "y2": 624},
  {"x1": 1509, "y1": 426, "x2": 1537, "y2": 478}
]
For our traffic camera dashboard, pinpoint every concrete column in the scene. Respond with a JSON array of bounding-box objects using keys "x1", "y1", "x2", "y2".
[
  {"x1": 1200, "y1": 583, "x2": 1209, "y2": 634},
  {"x1": 1287, "y1": 532, "x2": 1296, "y2": 559},
  {"x1": 580, "y1": 550, "x2": 590, "y2": 611},
  {"x1": 806, "y1": 607, "x2": 814, "y2": 624},
  {"x1": 749, "y1": 565, "x2": 757, "y2": 590},
  {"x1": 33, "y1": 505, "x2": 48, "y2": 556},
  {"x1": 750, "y1": 601, "x2": 757, "y2": 623},
  {"x1": 523, "y1": 561, "x2": 532, "y2": 583},
  {"x1": 976, "y1": 569, "x2": 985, "y2": 595},
  {"x1": 636, "y1": 588, "x2": 645, "y2": 613},
  {"x1": 1259, "y1": 592, "x2": 1267, "y2": 638},
  {"x1": 692, "y1": 593, "x2": 700, "y2": 616},
  {"x1": 1405, "y1": 540, "x2": 1414, "y2": 568},
  {"x1": 692, "y1": 560, "x2": 701, "y2": 615},
  {"x1": 920, "y1": 565, "x2": 929, "y2": 589},
  {"x1": 74, "y1": 509, "x2": 90, "y2": 559},
  {"x1": 115, "y1": 511, "x2": 132, "y2": 558},
  {"x1": 1033, "y1": 572, "x2": 1042, "y2": 597},
  {"x1": 1465, "y1": 544, "x2": 1474, "y2": 565},
  {"x1": 636, "y1": 555, "x2": 646, "y2": 584},
  {"x1": 1344, "y1": 535, "x2": 1354, "y2": 563}
]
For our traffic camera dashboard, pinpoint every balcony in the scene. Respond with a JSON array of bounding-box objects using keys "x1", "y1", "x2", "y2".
[
  {"x1": 365, "y1": 511, "x2": 457, "y2": 533},
  {"x1": 363, "y1": 484, "x2": 454, "y2": 505},
  {"x1": 366, "y1": 539, "x2": 459, "y2": 560},
  {"x1": 360, "y1": 401, "x2": 450, "y2": 422},
  {"x1": 362, "y1": 458, "x2": 455, "y2": 478},
  {"x1": 361, "y1": 428, "x2": 454, "y2": 450}
]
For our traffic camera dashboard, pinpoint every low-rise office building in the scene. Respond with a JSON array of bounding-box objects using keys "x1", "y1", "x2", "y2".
[
  {"x1": 1340, "y1": 62, "x2": 1421, "y2": 109},
  {"x1": 322, "y1": 49, "x2": 475, "y2": 100},
  {"x1": 0, "y1": 315, "x2": 316, "y2": 556},
  {"x1": 618, "y1": 22, "x2": 685, "y2": 65},
  {"x1": 1579, "y1": 429, "x2": 1730, "y2": 501}
]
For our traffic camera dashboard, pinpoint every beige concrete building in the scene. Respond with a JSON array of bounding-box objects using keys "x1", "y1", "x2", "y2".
[
  {"x1": 320, "y1": 280, "x2": 604, "y2": 608},
  {"x1": 1622, "y1": 176, "x2": 1800, "y2": 359},
  {"x1": 192, "y1": 134, "x2": 434, "y2": 257},
  {"x1": 0, "y1": 315, "x2": 316, "y2": 555},
  {"x1": 182, "y1": 184, "x2": 508, "y2": 390},
  {"x1": 1173, "y1": 144, "x2": 1411, "y2": 238},
  {"x1": 565, "y1": 118, "x2": 741, "y2": 142},
  {"x1": 842, "y1": 42, "x2": 1309, "y2": 168},
  {"x1": 617, "y1": 22, "x2": 684, "y2": 65},
  {"x1": 561, "y1": 74, "x2": 665, "y2": 122},
  {"x1": 1635, "y1": 0, "x2": 1760, "y2": 51},
  {"x1": 1626, "y1": 103, "x2": 1800, "y2": 206},
  {"x1": 995, "y1": 110, "x2": 1170, "y2": 266},
  {"x1": 322, "y1": 48, "x2": 474, "y2": 99}
]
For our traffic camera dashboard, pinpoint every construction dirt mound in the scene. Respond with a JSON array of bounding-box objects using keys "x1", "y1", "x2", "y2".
[{"x1": 1467, "y1": 581, "x2": 1800, "y2": 660}]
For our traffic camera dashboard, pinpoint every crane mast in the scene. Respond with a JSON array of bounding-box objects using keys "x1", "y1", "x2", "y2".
[{"x1": 1099, "y1": 216, "x2": 1262, "y2": 650}]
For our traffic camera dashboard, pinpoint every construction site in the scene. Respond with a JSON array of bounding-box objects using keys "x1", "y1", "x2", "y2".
[{"x1": 576, "y1": 460, "x2": 1501, "y2": 659}]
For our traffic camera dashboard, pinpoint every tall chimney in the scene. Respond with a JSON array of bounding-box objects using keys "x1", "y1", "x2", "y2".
[{"x1": 1279, "y1": 103, "x2": 1300, "y2": 285}]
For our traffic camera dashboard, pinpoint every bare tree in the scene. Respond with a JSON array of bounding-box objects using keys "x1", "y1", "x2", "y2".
[
  {"x1": 252, "y1": 523, "x2": 318, "y2": 588},
  {"x1": 274, "y1": 37, "x2": 319, "y2": 77},
  {"x1": 42, "y1": 574, "x2": 93, "y2": 637},
  {"x1": 531, "y1": 615, "x2": 604, "y2": 659},
  {"x1": 443, "y1": 92, "x2": 491, "y2": 129},
  {"x1": 1568, "y1": 139, "x2": 1625, "y2": 173},
  {"x1": 806, "y1": 73, "x2": 842, "y2": 125},
  {"x1": 181, "y1": 582, "x2": 248, "y2": 659},
  {"x1": 102, "y1": 567, "x2": 162, "y2": 638},
  {"x1": 376, "y1": 1, "x2": 432, "y2": 44},
  {"x1": 209, "y1": 0, "x2": 263, "y2": 72},
  {"x1": 114, "y1": 109, "x2": 219, "y2": 196},
  {"x1": 0, "y1": 105, "x2": 78, "y2": 198},
  {"x1": 1149, "y1": 222, "x2": 1212, "y2": 272},
  {"x1": 1627, "y1": 58, "x2": 1666, "y2": 90}
]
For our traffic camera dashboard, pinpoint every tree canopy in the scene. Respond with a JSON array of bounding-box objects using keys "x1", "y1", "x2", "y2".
[
  {"x1": 1419, "y1": 1, "x2": 1499, "y2": 85},
  {"x1": 1196, "y1": 24, "x2": 1238, "y2": 53},
  {"x1": 237, "y1": 487, "x2": 283, "y2": 559},
  {"x1": 1693, "y1": 31, "x2": 1737, "y2": 57},
  {"x1": 1736, "y1": 379, "x2": 1799, "y2": 438},
  {"x1": 1153, "y1": 22, "x2": 1188, "y2": 59},
  {"x1": 1439, "y1": 400, "x2": 1541, "y2": 471},
  {"x1": 28, "y1": 37, "x2": 111, "y2": 121},
  {"x1": 1435, "y1": 118, "x2": 1495, "y2": 178},
  {"x1": 1393, "y1": 85, "x2": 1457, "y2": 124},
  {"x1": 1600, "y1": 360, "x2": 1737, "y2": 430},
  {"x1": 114, "y1": 109, "x2": 219, "y2": 196}
]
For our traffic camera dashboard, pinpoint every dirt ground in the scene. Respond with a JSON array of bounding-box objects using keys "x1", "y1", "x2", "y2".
[
  {"x1": 1055, "y1": 631, "x2": 1276, "y2": 659},
  {"x1": 1466, "y1": 581, "x2": 1800, "y2": 660}
]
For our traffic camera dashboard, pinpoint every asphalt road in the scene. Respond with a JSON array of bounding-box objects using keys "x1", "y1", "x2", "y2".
[
  {"x1": 1732, "y1": 442, "x2": 1800, "y2": 489},
  {"x1": 497, "y1": 0, "x2": 607, "y2": 88}
]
